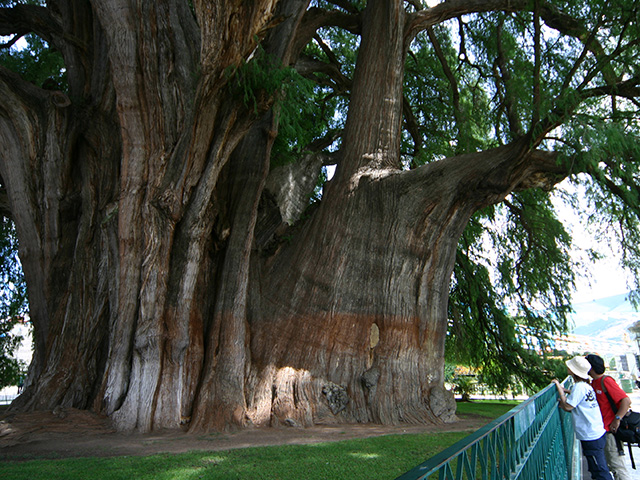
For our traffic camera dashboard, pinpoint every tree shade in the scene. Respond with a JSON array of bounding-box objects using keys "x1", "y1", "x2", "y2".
[{"x1": 0, "y1": 0, "x2": 638, "y2": 431}]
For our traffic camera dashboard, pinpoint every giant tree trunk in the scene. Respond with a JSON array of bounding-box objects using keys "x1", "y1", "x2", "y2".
[{"x1": 1, "y1": 0, "x2": 565, "y2": 431}]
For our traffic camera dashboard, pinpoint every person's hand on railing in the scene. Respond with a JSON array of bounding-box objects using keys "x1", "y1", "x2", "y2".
[
  {"x1": 552, "y1": 379, "x2": 575, "y2": 412},
  {"x1": 552, "y1": 379, "x2": 570, "y2": 394}
]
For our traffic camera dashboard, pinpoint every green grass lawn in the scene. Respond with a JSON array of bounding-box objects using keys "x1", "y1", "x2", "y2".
[
  {"x1": 454, "y1": 399, "x2": 521, "y2": 418},
  {"x1": 1, "y1": 401, "x2": 518, "y2": 480}
]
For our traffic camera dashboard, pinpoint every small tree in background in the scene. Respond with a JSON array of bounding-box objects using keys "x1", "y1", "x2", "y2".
[{"x1": 0, "y1": 216, "x2": 28, "y2": 389}]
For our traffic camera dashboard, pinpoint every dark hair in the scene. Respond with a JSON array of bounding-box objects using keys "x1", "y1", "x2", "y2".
[{"x1": 586, "y1": 354, "x2": 606, "y2": 375}]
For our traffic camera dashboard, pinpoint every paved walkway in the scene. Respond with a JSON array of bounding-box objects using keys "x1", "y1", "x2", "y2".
[{"x1": 582, "y1": 389, "x2": 640, "y2": 479}]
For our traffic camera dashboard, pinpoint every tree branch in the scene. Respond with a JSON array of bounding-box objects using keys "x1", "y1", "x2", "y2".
[
  {"x1": 532, "y1": 0, "x2": 541, "y2": 129},
  {"x1": 325, "y1": 0, "x2": 360, "y2": 14},
  {"x1": 292, "y1": 7, "x2": 361, "y2": 59},
  {"x1": 0, "y1": 183, "x2": 11, "y2": 220},
  {"x1": 0, "y1": 34, "x2": 24, "y2": 49},
  {"x1": 406, "y1": 0, "x2": 532, "y2": 43},
  {"x1": 0, "y1": 4, "x2": 61, "y2": 48},
  {"x1": 495, "y1": 20, "x2": 523, "y2": 138},
  {"x1": 512, "y1": 149, "x2": 566, "y2": 192},
  {"x1": 535, "y1": 76, "x2": 640, "y2": 143},
  {"x1": 538, "y1": 3, "x2": 617, "y2": 87},
  {"x1": 0, "y1": 65, "x2": 49, "y2": 112},
  {"x1": 582, "y1": 76, "x2": 640, "y2": 100},
  {"x1": 303, "y1": 129, "x2": 342, "y2": 160},
  {"x1": 393, "y1": 137, "x2": 568, "y2": 217},
  {"x1": 294, "y1": 54, "x2": 351, "y2": 92},
  {"x1": 426, "y1": 27, "x2": 460, "y2": 114},
  {"x1": 404, "y1": 0, "x2": 423, "y2": 12},
  {"x1": 402, "y1": 95, "x2": 422, "y2": 159},
  {"x1": 406, "y1": 0, "x2": 621, "y2": 95}
]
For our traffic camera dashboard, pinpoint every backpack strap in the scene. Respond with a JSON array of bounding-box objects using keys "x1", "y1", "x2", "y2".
[
  {"x1": 599, "y1": 375, "x2": 619, "y2": 413},
  {"x1": 599, "y1": 376, "x2": 626, "y2": 455}
]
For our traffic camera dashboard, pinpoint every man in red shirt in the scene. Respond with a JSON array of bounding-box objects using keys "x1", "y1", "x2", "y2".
[{"x1": 587, "y1": 354, "x2": 632, "y2": 480}]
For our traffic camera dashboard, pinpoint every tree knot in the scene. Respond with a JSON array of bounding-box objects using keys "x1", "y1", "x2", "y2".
[
  {"x1": 322, "y1": 382, "x2": 349, "y2": 415},
  {"x1": 50, "y1": 91, "x2": 71, "y2": 108},
  {"x1": 361, "y1": 367, "x2": 380, "y2": 390}
]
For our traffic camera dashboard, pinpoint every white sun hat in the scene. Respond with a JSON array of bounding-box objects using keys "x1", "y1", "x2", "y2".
[{"x1": 565, "y1": 356, "x2": 592, "y2": 380}]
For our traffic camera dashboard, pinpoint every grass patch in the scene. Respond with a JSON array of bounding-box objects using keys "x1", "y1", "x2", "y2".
[
  {"x1": 1, "y1": 402, "x2": 521, "y2": 480},
  {"x1": 455, "y1": 400, "x2": 520, "y2": 419},
  {"x1": 2, "y1": 433, "x2": 470, "y2": 480}
]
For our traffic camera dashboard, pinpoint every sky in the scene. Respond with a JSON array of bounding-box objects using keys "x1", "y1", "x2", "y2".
[
  {"x1": 552, "y1": 180, "x2": 632, "y2": 305},
  {"x1": 572, "y1": 255, "x2": 629, "y2": 304}
]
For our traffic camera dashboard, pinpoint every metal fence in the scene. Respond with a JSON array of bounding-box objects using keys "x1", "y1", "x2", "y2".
[{"x1": 395, "y1": 377, "x2": 579, "y2": 480}]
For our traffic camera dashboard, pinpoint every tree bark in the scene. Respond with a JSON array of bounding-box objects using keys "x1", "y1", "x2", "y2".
[{"x1": 1, "y1": 0, "x2": 570, "y2": 432}]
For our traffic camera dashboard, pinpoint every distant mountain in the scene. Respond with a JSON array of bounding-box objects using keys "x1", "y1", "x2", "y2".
[{"x1": 570, "y1": 292, "x2": 639, "y2": 343}]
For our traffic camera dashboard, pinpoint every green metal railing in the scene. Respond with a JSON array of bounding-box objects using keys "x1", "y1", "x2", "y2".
[{"x1": 395, "y1": 378, "x2": 579, "y2": 480}]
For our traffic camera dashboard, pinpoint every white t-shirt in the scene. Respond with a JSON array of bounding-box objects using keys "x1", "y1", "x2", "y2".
[{"x1": 566, "y1": 381, "x2": 606, "y2": 441}]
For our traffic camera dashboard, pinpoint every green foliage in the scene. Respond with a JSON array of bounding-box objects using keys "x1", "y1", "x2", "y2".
[
  {"x1": 270, "y1": 26, "x2": 358, "y2": 167},
  {"x1": 447, "y1": 195, "x2": 574, "y2": 392},
  {"x1": 226, "y1": 46, "x2": 293, "y2": 113},
  {"x1": 418, "y1": 1, "x2": 640, "y2": 391},
  {"x1": 226, "y1": 45, "x2": 337, "y2": 168},
  {"x1": 271, "y1": 67, "x2": 329, "y2": 168},
  {"x1": 452, "y1": 375, "x2": 475, "y2": 401},
  {"x1": 0, "y1": 33, "x2": 66, "y2": 90},
  {"x1": 311, "y1": 0, "x2": 366, "y2": 14},
  {"x1": 0, "y1": 320, "x2": 25, "y2": 388}
]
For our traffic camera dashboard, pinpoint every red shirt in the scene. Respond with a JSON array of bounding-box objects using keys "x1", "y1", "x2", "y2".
[{"x1": 591, "y1": 376, "x2": 628, "y2": 431}]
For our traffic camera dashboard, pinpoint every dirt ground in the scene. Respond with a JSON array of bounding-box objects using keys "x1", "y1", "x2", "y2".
[{"x1": 0, "y1": 407, "x2": 489, "y2": 462}]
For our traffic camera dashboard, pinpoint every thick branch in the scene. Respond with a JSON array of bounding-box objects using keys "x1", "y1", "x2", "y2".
[
  {"x1": 394, "y1": 139, "x2": 567, "y2": 218},
  {"x1": 513, "y1": 150, "x2": 566, "y2": 192},
  {"x1": 292, "y1": 7, "x2": 360, "y2": 59},
  {"x1": 0, "y1": 5, "x2": 60, "y2": 48},
  {"x1": 582, "y1": 77, "x2": 640, "y2": 100},
  {"x1": 0, "y1": 65, "x2": 49, "y2": 113},
  {"x1": 406, "y1": 0, "x2": 531, "y2": 42}
]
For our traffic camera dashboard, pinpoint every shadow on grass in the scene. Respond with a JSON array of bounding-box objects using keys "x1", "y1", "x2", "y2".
[{"x1": 2, "y1": 431, "x2": 471, "y2": 480}]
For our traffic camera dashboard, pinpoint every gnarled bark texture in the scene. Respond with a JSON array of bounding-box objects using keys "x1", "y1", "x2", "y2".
[{"x1": 0, "y1": 0, "x2": 567, "y2": 431}]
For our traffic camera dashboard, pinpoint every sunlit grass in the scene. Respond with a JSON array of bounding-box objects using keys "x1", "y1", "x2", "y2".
[
  {"x1": 1, "y1": 402, "x2": 519, "y2": 480},
  {"x1": 455, "y1": 399, "x2": 520, "y2": 418}
]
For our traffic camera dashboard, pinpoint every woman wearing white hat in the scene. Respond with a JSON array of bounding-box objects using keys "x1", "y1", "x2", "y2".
[{"x1": 553, "y1": 356, "x2": 612, "y2": 480}]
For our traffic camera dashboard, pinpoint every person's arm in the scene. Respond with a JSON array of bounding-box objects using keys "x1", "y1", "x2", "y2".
[
  {"x1": 553, "y1": 379, "x2": 575, "y2": 412},
  {"x1": 609, "y1": 396, "x2": 632, "y2": 433}
]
